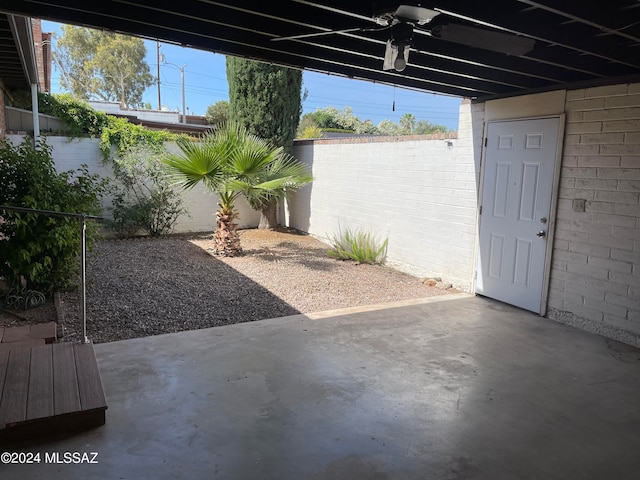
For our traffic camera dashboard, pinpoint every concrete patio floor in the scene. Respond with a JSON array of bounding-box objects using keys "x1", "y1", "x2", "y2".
[{"x1": 2, "y1": 294, "x2": 640, "y2": 479}]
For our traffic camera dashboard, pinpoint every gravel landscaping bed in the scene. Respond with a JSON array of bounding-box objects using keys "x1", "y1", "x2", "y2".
[{"x1": 4, "y1": 228, "x2": 456, "y2": 343}]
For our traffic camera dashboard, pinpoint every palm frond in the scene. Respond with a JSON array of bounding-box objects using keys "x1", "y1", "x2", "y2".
[
  {"x1": 265, "y1": 154, "x2": 313, "y2": 185},
  {"x1": 163, "y1": 121, "x2": 312, "y2": 220},
  {"x1": 229, "y1": 138, "x2": 279, "y2": 177},
  {"x1": 163, "y1": 135, "x2": 227, "y2": 191}
]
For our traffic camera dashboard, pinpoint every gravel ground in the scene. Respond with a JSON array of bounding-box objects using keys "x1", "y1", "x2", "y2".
[{"x1": 6, "y1": 228, "x2": 455, "y2": 343}]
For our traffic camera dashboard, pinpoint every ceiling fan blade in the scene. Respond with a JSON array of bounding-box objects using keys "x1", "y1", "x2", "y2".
[
  {"x1": 271, "y1": 27, "x2": 363, "y2": 42},
  {"x1": 394, "y1": 5, "x2": 440, "y2": 24},
  {"x1": 430, "y1": 24, "x2": 535, "y2": 55}
]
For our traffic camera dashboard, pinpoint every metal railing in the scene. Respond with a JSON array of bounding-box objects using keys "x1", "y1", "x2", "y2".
[{"x1": 0, "y1": 205, "x2": 104, "y2": 343}]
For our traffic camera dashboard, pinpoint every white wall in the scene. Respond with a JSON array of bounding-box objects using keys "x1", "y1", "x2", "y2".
[
  {"x1": 469, "y1": 83, "x2": 640, "y2": 347},
  {"x1": 287, "y1": 103, "x2": 478, "y2": 290},
  {"x1": 548, "y1": 83, "x2": 640, "y2": 346},
  {"x1": 6, "y1": 135, "x2": 259, "y2": 233}
]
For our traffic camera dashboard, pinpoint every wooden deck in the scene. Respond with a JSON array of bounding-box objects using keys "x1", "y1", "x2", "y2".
[{"x1": 0, "y1": 341, "x2": 107, "y2": 442}]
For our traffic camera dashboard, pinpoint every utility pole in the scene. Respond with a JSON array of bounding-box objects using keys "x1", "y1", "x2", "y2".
[
  {"x1": 161, "y1": 57, "x2": 187, "y2": 123},
  {"x1": 156, "y1": 41, "x2": 161, "y2": 110},
  {"x1": 180, "y1": 65, "x2": 186, "y2": 124}
]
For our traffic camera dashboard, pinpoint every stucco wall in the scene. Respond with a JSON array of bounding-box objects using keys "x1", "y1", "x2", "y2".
[
  {"x1": 6, "y1": 134, "x2": 260, "y2": 233},
  {"x1": 287, "y1": 104, "x2": 477, "y2": 290}
]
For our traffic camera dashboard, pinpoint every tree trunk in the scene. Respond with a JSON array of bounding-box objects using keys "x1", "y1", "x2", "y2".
[
  {"x1": 213, "y1": 209, "x2": 242, "y2": 256},
  {"x1": 258, "y1": 201, "x2": 278, "y2": 229}
]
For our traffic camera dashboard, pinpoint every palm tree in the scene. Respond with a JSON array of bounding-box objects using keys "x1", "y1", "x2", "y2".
[{"x1": 164, "y1": 122, "x2": 312, "y2": 256}]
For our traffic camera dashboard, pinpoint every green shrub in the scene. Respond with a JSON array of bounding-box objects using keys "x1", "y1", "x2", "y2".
[
  {"x1": 109, "y1": 145, "x2": 188, "y2": 238},
  {"x1": 12, "y1": 93, "x2": 187, "y2": 240},
  {"x1": 0, "y1": 138, "x2": 108, "y2": 293},
  {"x1": 99, "y1": 116, "x2": 178, "y2": 161},
  {"x1": 298, "y1": 125, "x2": 324, "y2": 139},
  {"x1": 38, "y1": 93, "x2": 110, "y2": 138},
  {"x1": 328, "y1": 227, "x2": 388, "y2": 265},
  {"x1": 34, "y1": 93, "x2": 180, "y2": 161}
]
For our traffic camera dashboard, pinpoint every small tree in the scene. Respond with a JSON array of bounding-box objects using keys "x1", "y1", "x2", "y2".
[
  {"x1": 109, "y1": 145, "x2": 188, "y2": 238},
  {"x1": 300, "y1": 107, "x2": 377, "y2": 135},
  {"x1": 56, "y1": 26, "x2": 154, "y2": 107},
  {"x1": 377, "y1": 119, "x2": 401, "y2": 135},
  {"x1": 399, "y1": 113, "x2": 417, "y2": 133},
  {"x1": 414, "y1": 120, "x2": 450, "y2": 134},
  {"x1": 205, "y1": 100, "x2": 230, "y2": 126},
  {"x1": 164, "y1": 123, "x2": 311, "y2": 256}
]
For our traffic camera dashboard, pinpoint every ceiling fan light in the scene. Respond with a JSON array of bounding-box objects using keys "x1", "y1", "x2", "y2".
[
  {"x1": 383, "y1": 40, "x2": 410, "y2": 72},
  {"x1": 394, "y1": 45, "x2": 407, "y2": 71}
]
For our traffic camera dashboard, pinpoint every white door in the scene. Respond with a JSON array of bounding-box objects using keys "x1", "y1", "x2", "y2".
[{"x1": 476, "y1": 117, "x2": 560, "y2": 313}]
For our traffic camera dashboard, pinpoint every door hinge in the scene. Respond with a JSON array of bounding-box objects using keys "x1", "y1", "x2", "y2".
[
  {"x1": 484, "y1": 137, "x2": 488, "y2": 148},
  {"x1": 479, "y1": 205, "x2": 482, "y2": 215}
]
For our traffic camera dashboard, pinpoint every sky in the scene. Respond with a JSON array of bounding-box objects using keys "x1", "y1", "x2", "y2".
[{"x1": 43, "y1": 21, "x2": 461, "y2": 131}]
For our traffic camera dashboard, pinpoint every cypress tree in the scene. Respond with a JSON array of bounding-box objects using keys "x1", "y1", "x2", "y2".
[{"x1": 226, "y1": 57, "x2": 303, "y2": 152}]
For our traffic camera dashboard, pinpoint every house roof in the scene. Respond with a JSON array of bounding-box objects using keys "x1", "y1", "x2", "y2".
[
  {"x1": 107, "y1": 113, "x2": 212, "y2": 135},
  {"x1": 0, "y1": 1, "x2": 639, "y2": 100},
  {"x1": 0, "y1": 13, "x2": 38, "y2": 90}
]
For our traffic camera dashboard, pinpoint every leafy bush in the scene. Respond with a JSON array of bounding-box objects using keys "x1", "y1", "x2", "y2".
[
  {"x1": 99, "y1": 116, "x2": 178, "y2": 161},
  {"x1": 109, "y1": 145, "x2": 188, "y2": 237},
  {"x1": 0, "y1": 138, "x2": 108, "y2": 293},
  {"x1": 33, "y1": 93, "x2": 179, "y2": 160},
  {"x1": 11, "y1": 93, "x2": 186, "y2": 239},
  {"x1": 299, "y1": 125, "x2": 324, "y2": 139},
  {"x1": 328, "y1": 227, "x2": 388, "y2": 264},
  {"x1": 38, "y1": 93, "x2": 110, "y2": 137}
]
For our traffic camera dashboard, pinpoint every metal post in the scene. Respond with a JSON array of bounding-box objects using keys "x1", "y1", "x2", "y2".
[
  {"x1": 181, "y1": 65, "x2": 187, "y2": 124},
  {"x1": 31, "y1": 83, "x2": 40, "y2": 142},
  {"x1": 80, "y1": 216, "x2": 89, "y2": 344},
  {"x1": 161, "y1": 59, "x2": 187, "y2": 122},
  {"x1": 0, "y1": 205, "x2": 103, "y2": 344},
  {"x1": 156, "y1": 41, "x2": 161, "y2": 110}
]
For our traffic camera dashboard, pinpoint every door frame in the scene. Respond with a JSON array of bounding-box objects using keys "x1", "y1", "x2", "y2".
[{"x1": 474, "y1": 114, "x2": 566, "y2": 315}]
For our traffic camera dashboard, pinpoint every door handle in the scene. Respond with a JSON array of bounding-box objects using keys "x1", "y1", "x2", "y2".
[{"x1": 536, "y1": 230, "x2": 546, "y2": 238}]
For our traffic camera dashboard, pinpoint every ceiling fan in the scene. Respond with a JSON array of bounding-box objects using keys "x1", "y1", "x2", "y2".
[{"x1": 271, "y1": 4, "x2": 536, "y2": 72}]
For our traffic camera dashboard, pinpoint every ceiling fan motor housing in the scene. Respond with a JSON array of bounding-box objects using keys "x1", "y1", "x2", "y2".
[{"x1": 391, "y1": 22, "x2": 414, "y2": 47}]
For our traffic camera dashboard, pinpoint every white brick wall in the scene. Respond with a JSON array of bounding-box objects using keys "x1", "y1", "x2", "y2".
[
  {"x1": 548, "y1": 83, "x2": 640, "y2": 346},
  {"x1": 286, "y1": 101, "x2": 477, "y2": 290},
  {"x1": 6, "y1": 135, "x2": 259, "y2": 234}
]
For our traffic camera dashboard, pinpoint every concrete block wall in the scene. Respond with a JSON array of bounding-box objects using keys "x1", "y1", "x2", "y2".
[
  {"x1": 6, "y1": 135, "x2": 259, "y2": 234},
  {"x1": 287, "y1": 101, "x2": 478, "y2": 290},
  {"x1": 548, "y1": 83, "x2": 640, "y2": 346}
]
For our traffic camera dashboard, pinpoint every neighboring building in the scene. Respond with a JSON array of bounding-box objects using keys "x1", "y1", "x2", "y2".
[
  {"x1": 0, "y1": 14, "x2": 50, "y2": 138},
  {"x1": 88, "y1": 100, "x2": 212, "y2": 135},
  {"x1": 32, "y1": 18, "x2": 51, "y2": 93}
]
